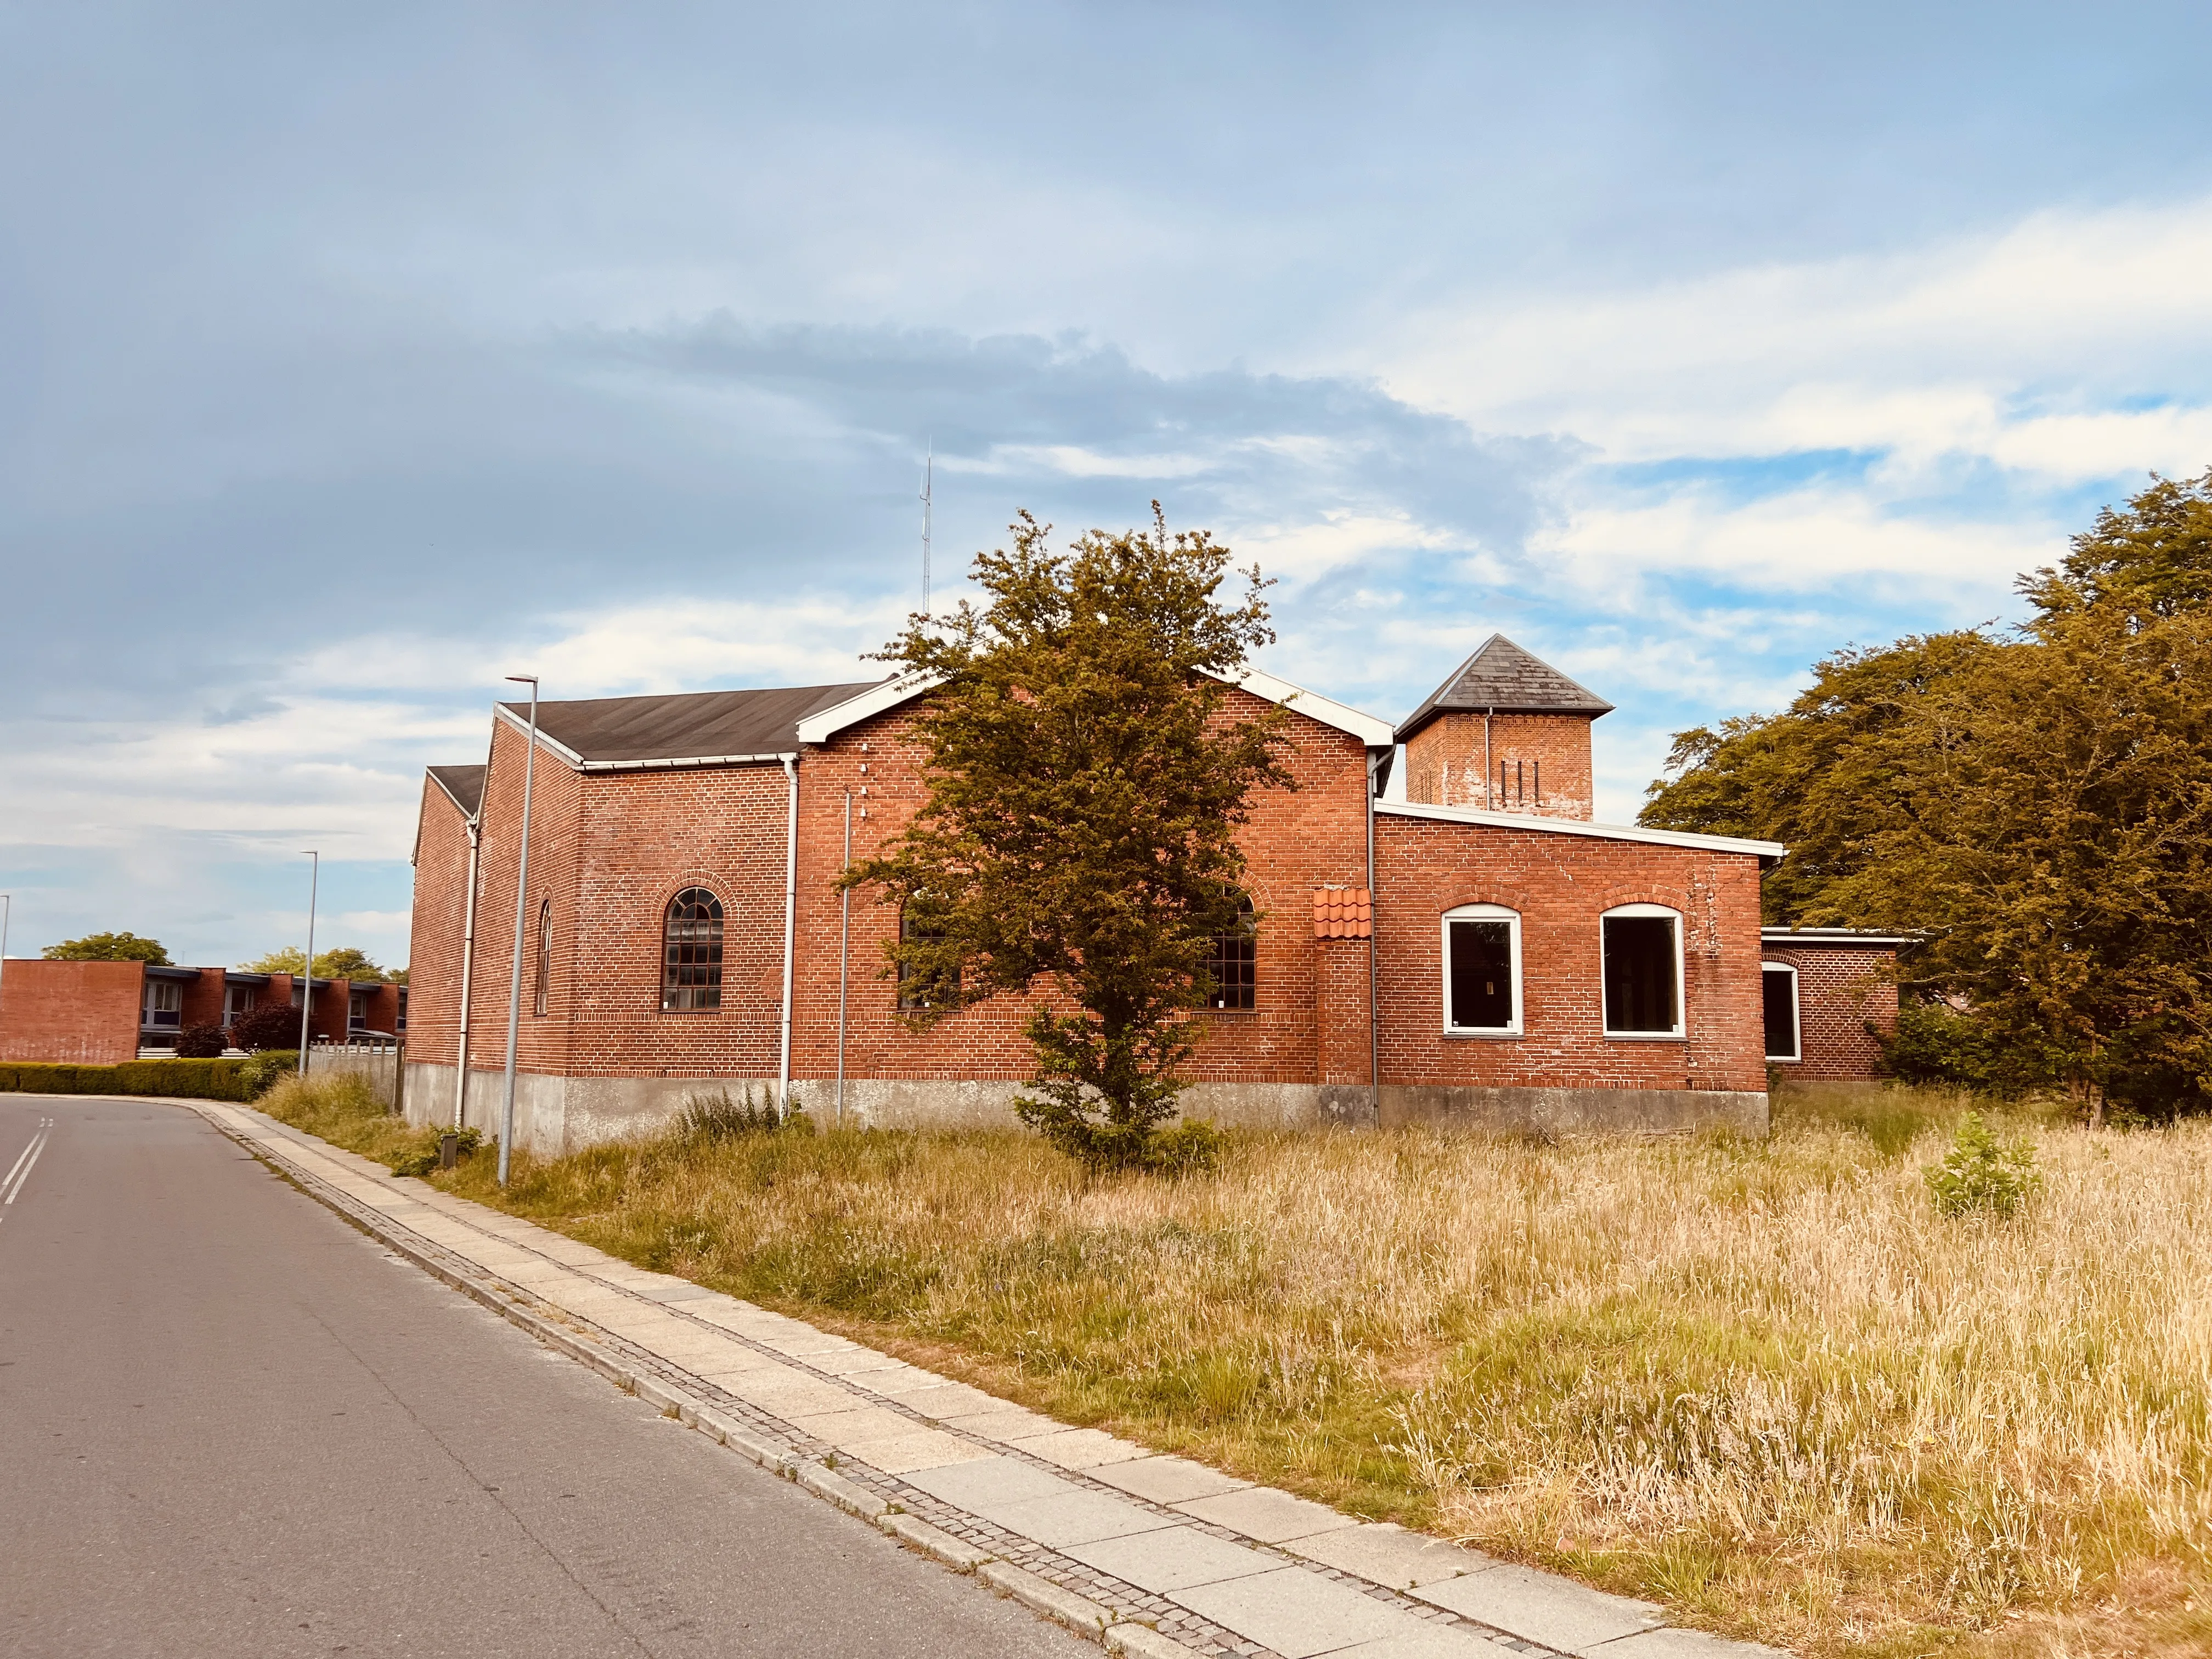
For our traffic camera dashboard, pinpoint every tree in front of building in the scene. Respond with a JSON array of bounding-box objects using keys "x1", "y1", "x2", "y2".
[
  {"x1": 1643, "y1": 470, "x2": 2212, "y2": 1121},
  {"x1": 42, "y1": 931, "x2": 171, "y2": 964},
  {"x1": 843, "y1": 507, "x2": 1292, "y2": 1171},
  {"x1": 230, "y1": 1000, "x2": 304, "y2": 1052},
  {"x1": 238, "y1": 945, "x2": 387, "y2": 981}
]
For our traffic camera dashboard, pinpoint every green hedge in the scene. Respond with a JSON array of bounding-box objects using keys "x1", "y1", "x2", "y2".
[{"x1": 0, "y1": 1057, "x2": 256, "y2": 1102}]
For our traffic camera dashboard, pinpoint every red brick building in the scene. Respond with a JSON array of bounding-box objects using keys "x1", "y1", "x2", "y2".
[
  {"x1": 0, "y1": 958, "x2": 403, "y2": 1063},
  {"x1": 1758, "y1": 928, "x2": 1908, "y2": 1079},
  {"x1": 404, "y1": 636, "x2": 1812, "y2": 1151}
]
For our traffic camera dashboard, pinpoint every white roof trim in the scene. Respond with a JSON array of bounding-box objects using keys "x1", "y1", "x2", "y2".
[
  {"x1": 793, "y1": 666, "x2": 1395, "y2": 747},
  {"x1": 794, "y1": 673, "x2": 938, "y2": 744},
  {"x1": 1378, "y1": 798, "x2": 1785, "y2": 859},
  {"x1": 1206, "y1": 665, "x2": 1396, "y2": 746},
  {"x1": 493, "y1": 703, "x2": 588, "y2": 768},
  {"x1": 1762, "y1": 927, "x2": 1915, "y2": 946}
]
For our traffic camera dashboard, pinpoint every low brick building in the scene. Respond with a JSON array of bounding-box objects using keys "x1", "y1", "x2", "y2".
[
  {"x1": 0, "y1": 959, "x2": 403, "y2": 1063},
  {"x1": 404, "y1": 636, "x2": 1813, "y2": 1151},
  {"x1": 1758, "y1": 928, "x2": 1909, "y2": 1079}
]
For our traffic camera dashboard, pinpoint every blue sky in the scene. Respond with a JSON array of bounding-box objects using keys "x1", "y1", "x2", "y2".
[{"x1": 5, "y1": 2, "x2": 2212, "y2": 970}]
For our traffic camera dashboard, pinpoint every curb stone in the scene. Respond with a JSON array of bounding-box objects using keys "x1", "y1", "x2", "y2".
[
  {"x1": 1104, "y1": 1624, "x2": 1201, "y2": 1659},
  {"x1": 877, "y1": 1511, "x2": 998, "y2": 1573},
  {"x1": 978, "y1": 1560, "x2": 1115, "y2": 1639},
  {"x1": 796, "y1": 1459, "x2": 891, "y2": 1520}
]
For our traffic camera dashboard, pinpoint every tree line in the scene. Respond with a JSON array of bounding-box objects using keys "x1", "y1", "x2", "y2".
[
  {"x1": 40, "y1": 933, "x2": 400, "y2": 983},
  {"x1": 1643, "y1": 471, "x2": 2212, "y2": 1121}
]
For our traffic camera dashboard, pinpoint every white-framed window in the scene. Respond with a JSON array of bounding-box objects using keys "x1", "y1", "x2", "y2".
[
  {"x1": 1762, "y1": 962, "x2": 1800, "y2": 1062},
  {"x1": 1601, "y1": 904, "x2": 1684, "y2": 1038},
  {"x1": 142, "y1": 978, "x2": 183, "y2": 1029},
  {"x1": 1442, "y1": 904, "x2": 1522, "y2": 1035},
  {"x1": 223, "y1": 984, "x2": 256, "y2": 1025}
]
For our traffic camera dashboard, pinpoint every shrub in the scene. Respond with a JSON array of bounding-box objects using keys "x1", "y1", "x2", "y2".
[
  {"x1": 675, "y1": 1085, "x2": 812, "y2": 1143},
  {"x1": 230, "y1": 1001, "x2": 304, "y2": 1052},
  {"x1": 1144, "y1": 1118, "x2": 1226, "y2": 1176},
  {"x1": 1881, "y1": 1001, "x2": 2002, "y2": 1088},
  {"x1": 238, "y1": 1050, "x2": 298, "y2": 1097},
  {"x1": 1925, "y1": 1110, "x2": 2043, "y2": 1217},
  {"x1": 175, "y1": 1023, "x2": 227, "y2": 1059},
  {"x1": 0, "y1": 1058, "x2": 251, "y2": 1101}
]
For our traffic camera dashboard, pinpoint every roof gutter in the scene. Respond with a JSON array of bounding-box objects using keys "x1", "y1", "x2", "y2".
[{"x1": 572, "y1": 752, "x2": 798, "y2": 772}]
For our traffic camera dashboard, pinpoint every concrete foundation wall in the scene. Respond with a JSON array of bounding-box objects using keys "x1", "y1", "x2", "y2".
[
  {"x1": 1380, "y1": 1084, "x2": 1767, "y2": 1137},
  {"x1": 403, "y1": 1060, "x2": 1763, "y2": 1149}
]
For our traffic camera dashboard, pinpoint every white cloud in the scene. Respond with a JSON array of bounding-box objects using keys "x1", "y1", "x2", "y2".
[
  {"x1": 1380, "y1": 195, "x2": 2212, "y2": 479},
  {"x1": 1536, "y1": 484, "x2": 2059, "y2": 593}
]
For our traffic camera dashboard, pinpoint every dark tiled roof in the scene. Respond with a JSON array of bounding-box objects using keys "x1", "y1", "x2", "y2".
[
  {"x1": 1396, "y1": 635, "x2": 1613, "y2": 742},
  {"x1": 427, "y1": 764, "x2": 487, "y2": 817},
  {"x1": 501, "y1": 681, "x2": 887, "y2": 767}
]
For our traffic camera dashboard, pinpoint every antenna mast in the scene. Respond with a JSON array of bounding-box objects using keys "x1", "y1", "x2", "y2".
[{"x1": 920, "y1": 442, "x2": 933, "y2": 614}]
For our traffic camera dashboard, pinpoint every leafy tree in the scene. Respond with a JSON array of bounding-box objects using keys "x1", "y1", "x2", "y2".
[
  {"x1": 311, "y1": 947, "x2": 387, "y2": 982},
  {"x1": 1644, "y1": 471, "x2": 2212, "y2": 1120},
  {"x1": 1641, "y1": 631, "x2": 1995, "y2": 925},
  {"x1": 43, "y1": 931, "x2": 171, "y2": 964},
  {"x1": 842, "y1": 507, "x2": 1291, "y2": 1170},
  {"x1": 238, "y1": 945, "x2": 386, "y2": 980}
]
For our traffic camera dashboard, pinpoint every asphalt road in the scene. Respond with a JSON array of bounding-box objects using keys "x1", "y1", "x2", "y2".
[{"x1": 0, "y1": 1096, "x2": 1084, "y2": 1657}]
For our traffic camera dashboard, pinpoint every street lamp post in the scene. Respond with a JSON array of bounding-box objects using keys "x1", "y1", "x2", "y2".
[
  {"x1": 498, "y1": 676, "x2": 538, "y2": 1187},
  {"x1": 0, "y1": 894, "x2": 12, "y2": 1044},
  {"x1": 298, "y1": 852, "x2": 319, "y2": 1074}
]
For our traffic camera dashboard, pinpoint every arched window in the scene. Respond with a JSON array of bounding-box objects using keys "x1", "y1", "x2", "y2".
[
  {"x1": 1602, "y1": 904, "x2": 1684, "y2": 1037},
  {"x1": 1762, "y1": 962, "x2": 1800, "y2": 1062},
  {"x1": 1443, "y1": 904, "x2": 1521, "y2": 1034},
  {"x1": 662, "y1": 888, "x2": 724, "y2": 1011},
  {"x1": 532, "y1": 897, "x2": 552, "y2": 1018},
  {"x1": 1201, "y1": 895, "x2": 1257, "y2": 1011}
]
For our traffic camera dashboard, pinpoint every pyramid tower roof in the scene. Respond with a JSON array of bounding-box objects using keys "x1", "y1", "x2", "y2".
[{"x1": 1395, "y1": 634, "x2": 1613, "y2": 743}]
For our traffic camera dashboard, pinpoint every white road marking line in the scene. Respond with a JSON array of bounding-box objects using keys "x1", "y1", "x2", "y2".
[{"x1": 1, "y1": 1118, "x2": 53, "y2": 1212}]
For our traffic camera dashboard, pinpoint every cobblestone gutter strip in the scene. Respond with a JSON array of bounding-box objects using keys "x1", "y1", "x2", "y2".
[{"x1": 179, "y1": 1099, "x2": 1776, "y2": 1659}]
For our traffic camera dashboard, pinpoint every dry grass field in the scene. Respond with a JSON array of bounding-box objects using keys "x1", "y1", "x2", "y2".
[{"x1": 262, "y1": 1074, "x2": 2212, "y2": 1659}]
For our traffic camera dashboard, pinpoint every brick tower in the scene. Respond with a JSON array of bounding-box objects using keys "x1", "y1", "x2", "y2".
[{"x1": 1396, "y1": 635, "x2": 1612, "y2": 820}]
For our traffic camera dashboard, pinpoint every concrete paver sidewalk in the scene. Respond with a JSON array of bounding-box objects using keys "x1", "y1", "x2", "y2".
[{"x1": 188, "y1": 1098, "x2": 1783, "y2": 1659}]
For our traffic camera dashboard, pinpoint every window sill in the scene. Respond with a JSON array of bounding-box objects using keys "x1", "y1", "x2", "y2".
[
  {"x1": 1604, "y1": 1031, "x2": 1687, "y2": 1042},
  {"x1": 1442, "y1": 1028, "x2": 1521, "y2": 1040},
  {"x1": 1766, "y1": 1054, "x2": 1801, "y2": 1064}
]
